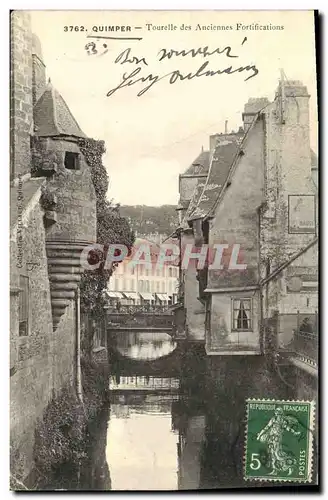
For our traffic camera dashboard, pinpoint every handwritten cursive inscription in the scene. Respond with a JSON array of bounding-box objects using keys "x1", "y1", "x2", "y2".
[
  {"x1": 104, "y1": 38, "x2": 259, "y2": 97},
  {"x1": 157, "y1": 44, "x2": 239, "y2": 61},
  {"x1": 115, "y1": 48, "x2": 148, "y2": 66}
]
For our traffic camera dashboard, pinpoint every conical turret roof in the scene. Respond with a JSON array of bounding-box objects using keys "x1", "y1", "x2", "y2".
[{"x1": 33, "y1": 80, "x2": 87, "y2": 138}]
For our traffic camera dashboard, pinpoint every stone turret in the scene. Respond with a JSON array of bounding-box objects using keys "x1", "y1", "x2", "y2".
[{"x1": 33, "y1": 81, "x2": 96, "y2": 329}]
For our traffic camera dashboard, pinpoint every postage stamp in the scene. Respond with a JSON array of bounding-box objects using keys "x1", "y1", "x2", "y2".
[{"x1": 244, "y1": 399, "x2": 315, "y2": 482}]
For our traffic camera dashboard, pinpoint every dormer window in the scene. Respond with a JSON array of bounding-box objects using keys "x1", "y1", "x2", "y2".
[{"x1": 64, "y1": 152, "x2": 80, "y2": 170}]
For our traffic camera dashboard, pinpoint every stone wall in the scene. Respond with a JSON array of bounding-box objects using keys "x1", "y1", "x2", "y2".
[
  {"x1": 206, "y1": 119, "x2": 264, "y2": 352},
  {"x1": 259, "y1": 82, "x2": 318, "y2": 357},
  {"x1": 44, "y1": 139, "x2": 97, "y2": 243},
  {"x1": 260, "y1": 83, "x2": 316, "y2": 282},
  {"x1": 10, "y1": 195, "x2": 53, "y2": 478},
  {"x1": 209, "y1": 291, "x2": 260, "y2": 353},
  {"x1": 208, "y1": 118, "x2": 264, "y2": 290},
  {"x1": 10, "y1": 12, "x2": 97, "y2": 484},
  {"x1": 32, "y1": 33, "x2": 46, "y2": 105},
  {"x1": 10, "y1": 11, "x2": 33, "y2": 180},
  {"x1": 182, "y1": 232, "x2": 205, "y2": 342},
  {"x1": 10, "y1": 191, "x2": 77, "y2": 480},
  {"x1": 51, "y1": 301, "x2": 76, "y2": 394}
]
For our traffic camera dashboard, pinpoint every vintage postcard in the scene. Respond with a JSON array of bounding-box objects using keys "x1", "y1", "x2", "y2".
[{"x1": 10, "y1": 10, "x2": 319, "y2": 491}]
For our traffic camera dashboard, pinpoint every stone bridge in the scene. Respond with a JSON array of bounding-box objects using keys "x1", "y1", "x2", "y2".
[
  {"x1": 106, "y1": 309, "x2": 182, "y2": 339},
  {"x1": 108, "y1": 341, "x2": 206, "y2": 378}
]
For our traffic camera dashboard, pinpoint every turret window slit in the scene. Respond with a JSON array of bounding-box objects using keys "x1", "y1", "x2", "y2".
[{"x1": 64, "y1": 152, "x2": 80, "y2": 170}]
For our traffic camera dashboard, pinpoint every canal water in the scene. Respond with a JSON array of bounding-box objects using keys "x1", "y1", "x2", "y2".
[{"x1": 80, "y1": 331, "x2": 292, "y2": 491}]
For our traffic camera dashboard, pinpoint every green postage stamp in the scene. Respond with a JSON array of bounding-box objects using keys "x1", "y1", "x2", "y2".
[{"x1": 244, "y1": 399, "x2": 315, "y2": 482}]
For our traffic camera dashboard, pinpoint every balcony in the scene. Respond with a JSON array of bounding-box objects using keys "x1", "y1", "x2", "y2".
[
  {"x1": 264, "y1": 311, "x2": 318, "y2": 370},
  {"x1": 284, "y1": 313, "x2": 318, "y2": 367}
]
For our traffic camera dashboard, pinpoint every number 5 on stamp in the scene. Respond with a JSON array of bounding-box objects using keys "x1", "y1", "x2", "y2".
[{"x1": 244, "y1": 399, "x2": 315, "y2": 482}]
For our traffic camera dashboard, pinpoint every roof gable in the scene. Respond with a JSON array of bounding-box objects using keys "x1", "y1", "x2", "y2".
[
  {"x1": 187, "y1": 135, "x2": 243, "y2": 222},
  {"x1": 183, "y1": 150, "x2": 210, "y2": 176}
]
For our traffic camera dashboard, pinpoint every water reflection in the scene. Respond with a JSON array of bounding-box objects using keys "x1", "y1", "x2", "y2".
[
  {"x1": 103, "y1": 332, "x2": 208, "y2": 490},
  {"x1": 106, "y1": 378, "x2": 207, "y2": 491},
  {"x1": 78, "y1": 329, "x2": 296, "y2": 491},
  {"x1": 106, "y1": 392, "x2": 181, "y2": 491},
  {"x1": 115, "y1": 331, "x2": 177, "y2": 360}
]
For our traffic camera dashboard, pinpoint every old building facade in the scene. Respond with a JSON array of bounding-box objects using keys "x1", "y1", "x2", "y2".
[
  {"x1": 107, "y1": 237, "x2": 179, "y2": 306},
  {"x1": 10, "y1": 12, "x2": 97, "y2": 480},
  {"x1": 175, "y1": 78, "x2": 318, "y2": 391}
]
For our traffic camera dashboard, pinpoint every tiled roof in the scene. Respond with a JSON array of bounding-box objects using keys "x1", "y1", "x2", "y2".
[
  {"x1": 178, "y1": 149, "x2": 211, "y2": 227},
  {"x1": 187, "y1": 138, "x2": 242, "y2": 222},
  {"x1": 183, "y1": 150, "x2": 210, "y2": 176},
  {"x1": 33, "y1": 81, "x2": 87, "y2": 138},
  {"x1": 183, "y1": 178, "x2": 207, "y2": 224}
]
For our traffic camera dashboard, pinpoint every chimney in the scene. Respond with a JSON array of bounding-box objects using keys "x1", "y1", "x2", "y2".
[
  {"x1": 275, "y1": 79, "x2": 310, "y2": 127},
  {"x1": 274, "y1": 79, "x2": 311, "y2": 191},
  {"x1": 32, "y1": 33, "x2": 46, "y2": 106},
  {"x1": 242, "y1": 97, "x2": 270, "y2": 132},
  {"x1": 224, "y1": 120, "x2": 228, "y2": 134}
]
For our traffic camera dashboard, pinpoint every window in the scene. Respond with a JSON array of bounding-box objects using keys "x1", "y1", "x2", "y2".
[
  {"x1": 64, "y1": 152, "x2": 80, "y2": 170},
  {"x1": 19, "y1": 276, "x2": 29, "y2": 336},
  {"x1": 169, "y1": 268, "x2": 173, "y2": 277},
  {"x1": 156, "y1": 282, "x2": 160, "y2": 292},
  {"x1": 232, "y1": 298, "x2": 252, "y2": 331},
  {"x1": 161, "y1": 282, "x2": 165, "y2": 293}
]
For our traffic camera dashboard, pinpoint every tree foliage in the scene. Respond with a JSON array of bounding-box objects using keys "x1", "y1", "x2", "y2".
[
  {"x1": 78, "y1": 138, "x2": 135, "y2": 319},
  {"x1": 119, "y1": 204, "x2": 178, "y2": 236}
]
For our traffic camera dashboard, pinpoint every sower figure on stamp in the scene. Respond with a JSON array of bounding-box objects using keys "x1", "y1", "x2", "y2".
[{"x1": 257, "y1": 408, "x2": 301, "y2": 476}]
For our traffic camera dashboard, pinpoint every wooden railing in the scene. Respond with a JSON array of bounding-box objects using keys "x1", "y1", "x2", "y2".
[
  {"x1": 263, "y1": 311, "x2": 318, "y2": 366},
  {"x1": 285, "y1": 312, "x2": 318, "y2": 365},
  {"x1": 107, "y1": 310, "x2": 174, "y2": 329},
  {"x1": 106, "y1": 304, "x2": 172, "y2": 315}
]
